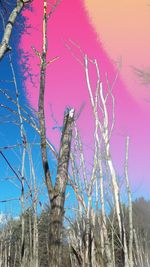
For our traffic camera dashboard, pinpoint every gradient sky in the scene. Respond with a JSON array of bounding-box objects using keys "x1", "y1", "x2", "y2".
[{"x1": 20, "y1": 0, "x2": 150, "y2": 199}]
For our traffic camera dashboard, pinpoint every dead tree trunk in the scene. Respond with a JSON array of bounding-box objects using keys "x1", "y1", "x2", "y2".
[{"x1": 49, "y1": 108, "x2": 74, "y2": 267}]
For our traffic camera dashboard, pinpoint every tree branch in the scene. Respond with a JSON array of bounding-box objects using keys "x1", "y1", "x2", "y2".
[{"x1": 0, "y1": 0, "x2": 32, "y2": 61}]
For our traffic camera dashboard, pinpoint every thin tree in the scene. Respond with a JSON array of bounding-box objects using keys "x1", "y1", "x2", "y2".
[{"x1": 36, "y1": 1, "x2": 74, "y2": 266}]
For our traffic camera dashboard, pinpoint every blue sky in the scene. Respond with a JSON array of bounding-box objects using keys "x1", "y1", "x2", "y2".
[{"x1": 0, "y1": 0, "x2": 150, "y2": 220}]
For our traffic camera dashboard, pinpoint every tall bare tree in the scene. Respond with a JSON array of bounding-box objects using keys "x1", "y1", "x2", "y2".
[{"x1": 37, "y1": 1, "x2": 74, "y2": 266}]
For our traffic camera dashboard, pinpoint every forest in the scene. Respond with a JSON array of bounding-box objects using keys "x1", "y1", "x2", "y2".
[{"x1": 0, "y1": 1, "x2": 150, "y2": 267}]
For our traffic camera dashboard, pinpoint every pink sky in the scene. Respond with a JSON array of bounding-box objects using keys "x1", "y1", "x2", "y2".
[
  {"x1": 85, "y1": 0, "x2": 150, "y2": 104},
  {"x1": 20, "y1": 0, "x2": 150, "y2": 198}
]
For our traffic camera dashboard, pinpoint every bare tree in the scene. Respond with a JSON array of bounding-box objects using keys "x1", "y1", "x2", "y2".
[
  {"x1": 1, "y1": 1, "x2": 149, "y2": 266},
  {"x1": 0, "y1": 0, "x2": 32, "y2": 61},
  {"x1": 35, "y1": 1, "x2": 74, "y2": 266}
]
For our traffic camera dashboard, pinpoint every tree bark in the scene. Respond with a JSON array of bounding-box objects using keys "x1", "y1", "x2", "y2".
[
  {"x1": 49, "y1": 108, "x2": 74, "y2": 267},
  {"x1": 38, "y1": 0, "x2": 54, "y2": 204}
]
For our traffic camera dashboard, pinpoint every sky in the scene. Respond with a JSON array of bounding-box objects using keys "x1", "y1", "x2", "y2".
[
  {"x1": 19, "y1": 0, "x2": 150, "y2": 199},
  {"x1": 0, "y1": 0, "x2": 150, "y2": 216}
]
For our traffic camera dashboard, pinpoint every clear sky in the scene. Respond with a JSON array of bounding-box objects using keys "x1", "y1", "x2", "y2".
[{"x1": 19, "y1": 0, "x2": 150, "y2": 199}]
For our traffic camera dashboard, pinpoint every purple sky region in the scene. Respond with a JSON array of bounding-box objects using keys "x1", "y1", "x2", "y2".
[{"x1": 20, "y1": 0, "x2": 150, "y2": 199}]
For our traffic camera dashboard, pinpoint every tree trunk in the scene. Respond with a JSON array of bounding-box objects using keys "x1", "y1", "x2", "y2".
[
  {"x1": 49, "y1": 108, "x2": 74, "y2": 267},
  {"x1": 37, "y1": 2, "x2": 74, "y2": 266}
]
